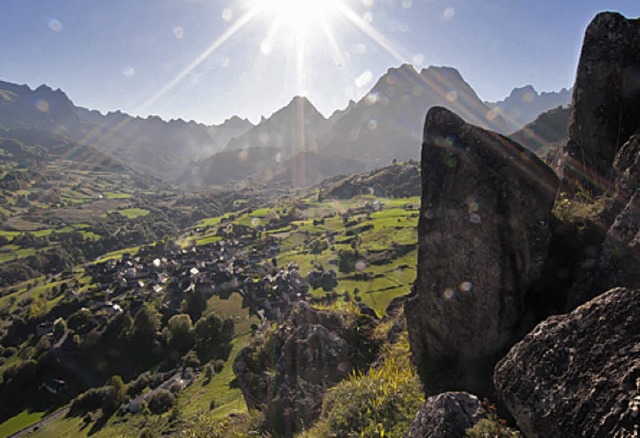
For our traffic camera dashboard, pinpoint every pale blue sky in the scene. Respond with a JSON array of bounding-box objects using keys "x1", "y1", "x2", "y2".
[{"x1": 1, "y1": 0, "x2": 639, "y2": 124}]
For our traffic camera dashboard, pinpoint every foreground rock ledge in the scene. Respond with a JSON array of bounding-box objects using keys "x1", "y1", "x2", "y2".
[
  {"x1": 404, "y1": 392, "x2": 486, "y2": 438},
  {"x1": 406, "y1": 107, "x2": 559, "y2": 396},
  {"x1": 494, "y1": 287, "x2": 640, "y2": 438}
]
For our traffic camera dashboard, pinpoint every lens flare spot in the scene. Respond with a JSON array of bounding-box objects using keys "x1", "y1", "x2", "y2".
[
  {"x1": 485, "y1": 109, "x2": 499, "y2": 121},
  {"x1": 412, "y1": 54, "x2": 425, "y2": 65},
  {"x1": 355, "y1": 70, "x2": 373, "y2": 88},
  {"x1": 469, "y1": 213, "x2": 482, "y2": 224},
  {"x1": 443, "y1": 288, "x2": 455, "y2": 300},
  {"x1": 444, "y1": 155, "x2": 458, "y2": 168},
  {"x1": 443, "y1": 7, "x2": 455, "y2": 20},
  {"x1": 459, "y1": 281, "x2": 474, "y2": 293},
  {"x1": 362, "y1": 0, "x2": 374, "y2": 6},
  {"x1": 355, "y1": 260, "x2": 367, "y2": 271},
  {"x1": 365, "y1": 93, "x2": 378, "y2": 105},
  {"x1": 36, "y1": 100, "x2": 49, "y2": 113},
  {"x1": 222, "y1": 8, "x2": 233, "y2": 22},
  {"x1": 238, "y1": 150, "x2": 249, "y2": 161},
  {"x1": 123, "y1": 66, "x2": 135, "y2": 77},
  {"x1": 363, "y1": 12, "x2": 373, "y2": 23},
  {"x1": 523, "y1": 91, "x2": 536, "y2": 103},
  {"x1": 173, "y1": 26, "x2": 184, "y2": 39},
  {"x1": 402, "y1": 0, "x2": 413, "y2": 8},
  {"x1": 446, "y1": 91, "x2": 458, "y2": 102},
  {"x1": 260, "y1": 40, "x2": 273, "y2": 55},
  {"x1": 48, "y1": 18, "x2": 62, "y2": 32},
  {"x1": 222, "y1": 57, "x2": 231, "y2": 68},
  {"x1": 368, "y1": 119, "x2": 378, "y2": 130},
  {"x1": 251, "y1": 218, "x2": 261, "y2": 227}
]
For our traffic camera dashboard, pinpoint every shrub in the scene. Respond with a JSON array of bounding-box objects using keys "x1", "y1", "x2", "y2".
[
  {"x1": 204, "y1": 363, "x2": 216, "y2": 380},
  {"x1": 302, "y1": 330, "x2": 423, "y2": 437},
  {"x1": 148, "y1": 389, "x2": 175, "y2": 414},
  {"x1": 465, "y1": 400, "x2": 520, "y2": 437},
  {"x1": 168, "y1": 381, "x2": 183, "y2": 394},
  {"x1": 179, "y1": 410, "x2": 265, "y2": 437},
  {"x1": 127, "y1": 372, "x2": 151, "y2": 398},
  {"x1": 183, "y1": 350, "x2": 201, "y2": 368},
  {"x1": 71, "y1": 388, "x2": 109, "y2": 414},
  {"x1": 212, "y1": 359, "x2": 224, "y2": 373}
]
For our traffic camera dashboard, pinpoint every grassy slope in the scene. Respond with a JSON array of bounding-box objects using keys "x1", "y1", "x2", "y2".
[
  {"x1": 0, "y1": 410, "x2": 47, "y2": 437},
  {"x1": 3, "y1": 194, "x2": 419, "y2": 436}
]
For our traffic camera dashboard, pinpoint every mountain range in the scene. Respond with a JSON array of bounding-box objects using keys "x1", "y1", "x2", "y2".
[
  {"x1": 0, "y1": 67, "x2": 571, "y2": 187},
  {"x1": 486, "y1": 85, "x2": 571, "y2": 133}
]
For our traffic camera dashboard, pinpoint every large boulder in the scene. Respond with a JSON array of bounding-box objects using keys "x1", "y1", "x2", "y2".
[
  {"x1": 494, "y1": 287, "x2": 640, "y2": 437},
  {"x1": 233, "y1": 302, "x2": 379, "y2": 437},
  {"x1": 405, "y1": 107, "x2": 559, "y2": 396},
  {"x1": 404, "y1": 392, "x2": 486, "y2": 438},
  {"x1": 560, "y1": 12, "x2": 640, "y2": 195}
]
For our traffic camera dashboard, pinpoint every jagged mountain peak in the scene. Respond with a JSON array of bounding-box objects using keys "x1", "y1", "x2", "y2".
[
  {"x1": 257, "y1": 95, "x2": 327, "y2": 128},
  {"x1": 488, "y1": 85, "x2": 572, "y2": 132},
  {"x1": 421, "y1": 65, "x2": 465, "y2": 82},
  {"x1": 322, "y1": 63, "x2": 509, "y2": 167},
  {"x1": 222, "y1": 115, "x2": 253, "y2": 127}
]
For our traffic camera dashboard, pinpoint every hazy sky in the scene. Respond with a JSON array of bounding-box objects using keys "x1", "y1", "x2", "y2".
[{"x1": 1, "y1": 0, "x2": 639, "y2": 125}]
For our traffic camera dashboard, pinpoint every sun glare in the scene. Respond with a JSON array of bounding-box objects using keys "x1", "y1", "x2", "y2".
[{"x1": 255, "y1": 0, "x2": 344, "y2": 30}]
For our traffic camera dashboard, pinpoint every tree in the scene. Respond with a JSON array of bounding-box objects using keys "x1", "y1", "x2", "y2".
[
  {"x1": 103, "y1": 375, "x2": 127, "y2": 414},
  {"x1": 130, "y1": 305, "x2": 161, "y2": 345},
  {"x1": 194, "y1": 313, "x2": 234, "y2": 362},
  {"x1": 184, "y1": 288, "x2": 207, "y2": 322},
  {"x1": 53, "y1": 317, "x2": 67, "y2": 339},
  {"x1": 165, "y1": 314, "x2": 194, "y2": 355}
]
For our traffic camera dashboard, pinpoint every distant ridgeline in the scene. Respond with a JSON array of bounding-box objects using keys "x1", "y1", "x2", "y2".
[{"x1": 1, "y1": 63, "x2": 568, "y2": 188}]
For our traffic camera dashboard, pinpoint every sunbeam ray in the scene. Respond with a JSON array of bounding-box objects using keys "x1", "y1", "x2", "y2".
[
  {"x1": 139, "y1": 8, "x2": 260, "y2": 114},
  {"x1": 336, "y1": 3, "x2": 407, "y2": 64}
]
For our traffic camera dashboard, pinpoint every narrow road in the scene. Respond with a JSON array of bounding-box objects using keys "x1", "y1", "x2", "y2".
[{"x1": 8, "y1": 407, "x2": 70, "y2": 438}]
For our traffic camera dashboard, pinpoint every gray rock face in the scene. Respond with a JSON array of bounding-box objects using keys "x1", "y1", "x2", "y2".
[
  {"x1": 596, "y1": 135, "x2": 640, "y2": 292},
  {"x1": 494, "y1": 287, "x2": 640, "y2": 438},
  {"x1": 561, "y1": 12, "x2": 640, "y2": 195},
  {"x1": 233, "y1": 302, "x2": 378, "y2": 437},
  {"x1": 405, "y1": 107, "x2": 559, "y2": 396},
  {"x1": 609, "y1": 137, "x2": 640, "y2": 256},
  {"x1": 404, "y1": 392, "x2": 486, "y2": 438},
  {"x1": 565, "y1": 133, "x2": 640, "y2": 309}
]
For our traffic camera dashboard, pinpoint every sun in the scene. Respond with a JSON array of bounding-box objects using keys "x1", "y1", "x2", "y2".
[{"x1": 254, "y1": 0, "x2": 345, "y2": 31}]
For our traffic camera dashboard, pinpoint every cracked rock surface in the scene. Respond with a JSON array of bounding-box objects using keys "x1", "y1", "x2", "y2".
[
  {"x1": 495, "y1": 287, "x2": 640, "y2": 438},
  {"x1": 404, "y1": 392, "x2": 486, "y2": 438}
]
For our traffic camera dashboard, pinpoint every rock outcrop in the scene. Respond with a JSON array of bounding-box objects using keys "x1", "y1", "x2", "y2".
[
  {"x1": 233, "y1": 302, "x2": 379, "y2": 437},
  {"x1": 566, "y1": 134, "x2": 640, "y2": 308},
  {"x1": 550, "y1": 12, "x2": 640, "y2": 307},
  {"x1": 560, "y1": 12, "x2": 640, "y2": 195},
  {"x1": 600, "y1": 135, "x2": 640, "y2": 286},
  {"x1": 405, "y1": 107, "x2": 559, "y2": 396},
  {"x1": 404, "y1": 392, "x2": 486, "y2": 438},
  {"x1": 494, "y1": 287, "x2": 640, "y2": 438}
]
